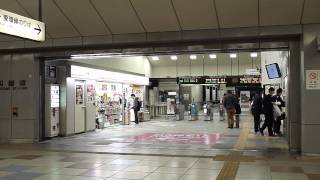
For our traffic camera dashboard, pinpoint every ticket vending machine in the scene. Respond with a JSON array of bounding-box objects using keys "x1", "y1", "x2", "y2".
[{"x1": 45, "y1": 84, "x2": 60, "y2": 137}]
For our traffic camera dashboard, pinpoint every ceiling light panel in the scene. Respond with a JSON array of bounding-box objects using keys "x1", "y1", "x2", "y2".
[
  {"x1": 230, "y1": 53, "x2": 237, "y2": 58},
  {"x1": 151, "y1": 56, "x2": 159, "y2": 61},
  {"x1": 209, "y1": 54, "x2": 217, "y2": 59},
  {"x1": 190, "y1": 55, "x2": 197, "y2": 60},
  {"x1": 170, "y1": 55, "x2": 178, "y2": 60},
  {"x1": 250, "y1": 52, "x2": 258, "y2": 58}
]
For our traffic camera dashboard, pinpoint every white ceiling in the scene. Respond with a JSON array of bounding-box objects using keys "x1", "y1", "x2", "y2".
[
  {"x1": 0, "y1": 0, "x2": 319, "y2": 41},
  {"x1": 148, "y1": 52, "x2": 261, "y2": 66}
]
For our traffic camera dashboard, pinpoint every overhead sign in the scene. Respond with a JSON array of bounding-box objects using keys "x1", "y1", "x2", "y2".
[
  {"x1": 0, "y1": 9, "x2": 45, "y2": 42},
  {"x1": 246, "y1": 68, "x2": 260, "y2": 75},
  {"x1": 306, "y1": 70, "x2": 320, "y2": 90}
]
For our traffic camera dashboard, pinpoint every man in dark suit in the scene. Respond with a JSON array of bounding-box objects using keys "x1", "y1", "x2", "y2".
[
  {"x1": 251, "y1": 90, "x2": 263, "y2": 133},
  {"x1": 260, "y1": 87, "x2": 275, "y2": 136},
  {"x1": 273, "y1": 88, "x2": 285, "y2": 135}
]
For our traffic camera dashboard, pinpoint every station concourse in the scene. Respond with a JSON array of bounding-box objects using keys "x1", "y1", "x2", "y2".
[{"x1": 1, "y1": 0, "x2": 320, "y2": 180}]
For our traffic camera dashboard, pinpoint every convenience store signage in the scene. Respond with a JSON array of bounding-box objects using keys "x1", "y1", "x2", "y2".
[
  {"x1": 71, "y1": 65, "x2": 149, "y2": 85},
  {"x1": 0, "y1": 9, "x2": 45, "y2": 41}
]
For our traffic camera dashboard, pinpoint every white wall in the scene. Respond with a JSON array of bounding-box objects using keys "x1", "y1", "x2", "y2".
[
  {"x1": 72, "y1": 56, "x2": 151, "y2": 77},
  {"x1": 151, "y1": 53, "x2": 260, "y2": 78}
]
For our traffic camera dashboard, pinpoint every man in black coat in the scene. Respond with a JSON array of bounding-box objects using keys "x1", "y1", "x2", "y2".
[
  {"x1": 251, "y1": 90, "x2": 263, "y2": 133},
  {"x1": 260, "y1": 87, "x2": 275, "y2": 136},
  {"x1": 273, "y1": 88, "x2": 285, "y2": 135}
]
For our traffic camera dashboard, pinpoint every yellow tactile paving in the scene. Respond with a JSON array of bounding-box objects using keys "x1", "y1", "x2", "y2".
[
  {"x1": 216, "y1": 122, "x2": 252, "y2": 180},
  {"x1": 216, "y1": 161, "x2": 240, "y2": 180}
]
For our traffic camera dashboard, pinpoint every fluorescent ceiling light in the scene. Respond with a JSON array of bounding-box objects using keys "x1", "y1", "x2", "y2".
[
  {"x1": 71, "y1": 55, "x2": 112, "y2": 59},
  {"x1": 151, "y1": 56, "x2": 159, "y2": 61},
  {"x1": 230, "y1": 53, "x2": 237, "y2": 59},
  {"x1": 70, "y1": 53, "x2": 137, "y2": 59},
  {"x1": 209, "y1": 54, "x2": 217, "y2": 59},
  {"x1": 250, "y1": 52, "x2": 258, "y2": 58},
  {"x1": 190, "y1": 55, "x2": 197, "y2": 60},
  {"x1": 170, "y1": 55, "x2": 178, "y2": 60}
]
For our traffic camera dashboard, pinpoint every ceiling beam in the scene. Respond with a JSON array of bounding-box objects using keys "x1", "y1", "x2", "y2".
[
  {"x1": 129, "y1": 0, "x2": 148, "y2": 33},
  {"x1": 52, "y1": 0, "x2": 82, "y2": 37},
  {"x1": 300, "y1": 0, "x2": 306, "y2": 24},
  {"x1": 89, "y1": 0, "x2": 113, "y2": 35},
  {"x1": 212, "y1": 0, "x2": 221, "y2": 32},
  {"x1": 170, "y1": 0, "x2": 183, "y2": 31}
]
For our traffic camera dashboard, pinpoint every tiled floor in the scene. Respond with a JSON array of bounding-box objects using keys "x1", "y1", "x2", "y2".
[
  {"x1": 0, "y1": 114, "x2": 319, "y2": 179},
  {"x1": 0, "y1": 150, "x2": 319, "y2": 180},
  {"x1": 20, "y1": 113, "x2": 288, "y2": 157}
]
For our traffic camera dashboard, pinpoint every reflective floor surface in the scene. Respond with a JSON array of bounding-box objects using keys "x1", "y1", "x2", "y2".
[{"x1": 0, "y1": 113, "x2": 319, "y2": 179}]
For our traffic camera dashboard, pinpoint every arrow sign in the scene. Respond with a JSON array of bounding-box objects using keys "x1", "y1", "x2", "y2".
[
  {"x1": 0, "y1": 9, "x2": 45, "y2": 42},
  {"x1": 34, "y1": 24, "x2": 42, "y2": 35}
]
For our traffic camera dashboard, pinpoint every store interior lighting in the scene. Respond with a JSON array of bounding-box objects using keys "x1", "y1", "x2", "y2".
[
  {"x1": 71, "y1": 54, "x2": 112, "y2": 59},
  {"x1": 190, "y1": 55, "x2": 197, "y2": 60},
  {"x1": 170, "y1": 55, "x2": 178, "y2": 60},
  {"x1": 250, "y1": 52, "x2": 258, "y2": 58},
  {"x1": 230, "y1": 53, "x2": 237, "y2": 58},
  {"x1": 209, "y1": 54, "x2": 217, "y2": 59},
  {"x1": 151, "y1": 56, "x2": 160, "y2": 61},
  {"x1": 71, "y1": 53, "x2": 142, "y2": 60}
]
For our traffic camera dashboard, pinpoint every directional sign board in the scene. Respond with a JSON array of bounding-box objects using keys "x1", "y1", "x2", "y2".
[{"x1": 0, "y1": 9, "x2": 45, "y2": 42}]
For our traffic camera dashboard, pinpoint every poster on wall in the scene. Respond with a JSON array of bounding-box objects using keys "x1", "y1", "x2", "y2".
[
  {"x1": 240, "y1": 91, "x2": 250, "y2": 111},
  {"x1": 87, "y1": 84, "x2": 95, "y2": 102},
  {"x1": 76, "y1": 85, "x2": 84, "y2": 104},
  {"x1": 306, "y1": 70, "x2": 320, "y2": 90}
]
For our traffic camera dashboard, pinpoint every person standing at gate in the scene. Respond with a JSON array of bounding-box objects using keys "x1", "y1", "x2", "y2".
[
  {"x1": 223, "y1": 90, "x2": 237, "y2": 128},
  {"x1": 260, "y1": 87, "x2": 275, "y2": 136},
  {"x1": 235, "y1": 94, "x2": 241, "y2": 128},
  {"x1": 251, "y1": 90, "x2": 263, "y2": 133}
]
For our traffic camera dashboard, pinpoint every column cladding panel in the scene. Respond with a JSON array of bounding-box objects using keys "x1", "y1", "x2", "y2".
[{"x1": 0, "y1": 55, "x2": 12, "y2": 140}]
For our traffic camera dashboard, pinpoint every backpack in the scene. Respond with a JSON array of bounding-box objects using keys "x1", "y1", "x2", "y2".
[{"x1": 137, "y1": 101, "x2": 142, "y2": 111}]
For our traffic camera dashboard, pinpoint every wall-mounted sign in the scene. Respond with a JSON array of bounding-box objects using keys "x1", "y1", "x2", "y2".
[
  {"x1": 178, "y1": 76, "x2": 261, "y2": 86},
  {"x1": 0, "y1": 9, "x2": 45, "y2": 41},
  {"x1": 246, "y1": 68, "x2": 260, "y2": 75},
  {"x1": 306, "y1": 70, "x2": 320, "y2": 90},
  {"x1": 47, "y1": 66, "x2": 56, "y2": 78}
]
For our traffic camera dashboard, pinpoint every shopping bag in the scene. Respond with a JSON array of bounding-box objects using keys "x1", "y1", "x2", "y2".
[{"x1": 273, "y1": 105, "x2": 282, "y2": 117}]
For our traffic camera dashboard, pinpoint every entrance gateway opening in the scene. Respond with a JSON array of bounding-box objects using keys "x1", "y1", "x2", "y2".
[{"x1": 42, "y1": 48, "x2": 290, "y2": 156}]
